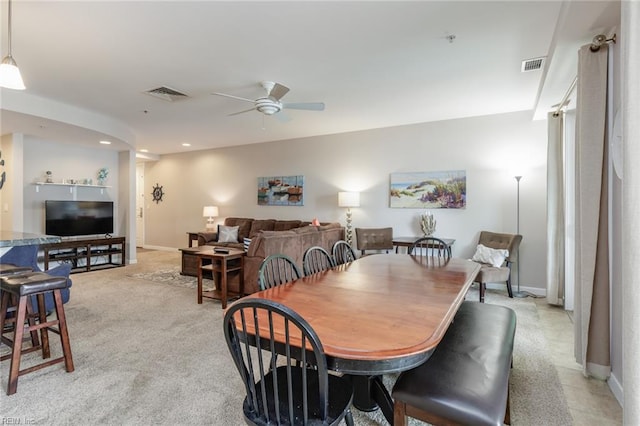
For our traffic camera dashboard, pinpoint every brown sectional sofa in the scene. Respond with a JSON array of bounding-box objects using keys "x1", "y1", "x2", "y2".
[
  {"x1": 189, "y1": 217, "x2": 345, "y2": 295},
  {"x1": 197, "y1": 217, "x2": 313, "y2": 248}
]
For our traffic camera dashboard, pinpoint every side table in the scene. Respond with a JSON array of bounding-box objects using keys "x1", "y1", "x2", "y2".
[
  {"x1": 392, "y1": 236, "x2": 456, "y2": 254},
  {"x1": 196, "y1": 248, "x2": 245, "y2": 308},
  {"x1": 186, "y1": 232, "x2": 200, "y2": 247}
]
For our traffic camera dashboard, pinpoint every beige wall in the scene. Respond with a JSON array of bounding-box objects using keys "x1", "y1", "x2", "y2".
[
  {"x1": 0, "y1": 133, "x2": 24, "y2": 233},
  {"x1": 143, "y1": 110, "x2": 548, "y2": 293}
]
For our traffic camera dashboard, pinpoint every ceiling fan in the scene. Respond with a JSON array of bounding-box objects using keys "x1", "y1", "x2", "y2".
[{"x1": 212, "y1": 81, "x2": 325, "y2": 117}]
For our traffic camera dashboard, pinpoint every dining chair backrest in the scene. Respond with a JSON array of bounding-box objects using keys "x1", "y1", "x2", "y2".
[
  {"x1": 223, "y1": 298, "x2": 354, "y2": 426},
  {"x1": 331, "y1": 240, "x2": 357, "y2": 265},
  {"x1": 258, "y1": 254, "x2": 303, "y2": 290},
  {"x1": 302, "y1": 246, "x2": 335, "y2": 275},
  {"x1": 409, "y1": 237, "x2": 452, "y2": 260}
]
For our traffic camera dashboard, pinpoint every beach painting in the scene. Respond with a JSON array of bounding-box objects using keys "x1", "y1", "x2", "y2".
[
  {"x1": 257, "y1": 175, "x2": 304, "y2": 206},
  {"x1": 390, "y1": 170, "x2": 466, "y2": 209}
]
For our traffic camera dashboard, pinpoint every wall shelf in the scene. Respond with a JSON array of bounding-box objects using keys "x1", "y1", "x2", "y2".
[
  {"x1": 33, "y1": 182, "x2": 110, "y2": 188},
  {"x1": 33, "y1": 182, "x2": 110, "y2": 195}
]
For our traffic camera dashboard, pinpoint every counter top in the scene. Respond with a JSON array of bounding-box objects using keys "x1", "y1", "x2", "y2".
[{"x1": 0, "y1": 231, "x2": 62, "y2": 248}]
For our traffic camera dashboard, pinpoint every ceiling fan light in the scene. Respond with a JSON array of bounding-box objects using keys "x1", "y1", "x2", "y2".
[
  {"x1": 258, "y1": 105, "x2": 280, "y2": 115},
  {"x1": 0, "y1": 55, "x2": 25, "y2": 90}
]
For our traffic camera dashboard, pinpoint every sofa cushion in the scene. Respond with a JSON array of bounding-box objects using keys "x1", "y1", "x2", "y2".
[
  {"x1": 318, "y1": 223, "x2": 341, "y2": 231},
  {"x1": 274, "y1": 220, "x2": 302, "y2": 231},
  {"x1": 249, "y1": 219, "x2": 276, "y2": 237},
  {"x1": 225, "y1": 217, "x2": 253, "y2": 241},
  {"x1": 292, "y1": 225, "x2": 318, "y2": 235}
]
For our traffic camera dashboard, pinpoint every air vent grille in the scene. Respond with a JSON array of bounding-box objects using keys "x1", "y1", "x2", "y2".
[
  {"x1": 521, "y1": 57, "x2": 545, "y2": 72},
  {"x1": 144, "y1": 86, "x2": 189, "y2": 102}
]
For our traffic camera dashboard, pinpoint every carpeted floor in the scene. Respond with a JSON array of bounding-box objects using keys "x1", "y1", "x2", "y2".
[{"x1": 1, "y1": 250, "x2": 572, "y2": 425}]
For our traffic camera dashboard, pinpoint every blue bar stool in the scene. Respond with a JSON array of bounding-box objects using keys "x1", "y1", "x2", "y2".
[
  {"x1": 0, "y1": 263, "x2": 32, "y2": 276},
  {"x1": 0, "y1": 272, "x2": 74, "y2": 395}
]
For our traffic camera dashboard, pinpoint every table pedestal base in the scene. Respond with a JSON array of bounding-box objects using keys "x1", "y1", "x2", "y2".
[{"x1": 350, "y1": 375, "x2": 394, "y2": 423}]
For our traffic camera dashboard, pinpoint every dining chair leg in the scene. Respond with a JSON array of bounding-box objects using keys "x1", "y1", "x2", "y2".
[{"x1": 506, "y1": 276, "x2": 514, "y2": 298}]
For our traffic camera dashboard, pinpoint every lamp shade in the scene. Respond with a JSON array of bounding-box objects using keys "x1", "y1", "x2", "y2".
[
  {"x1": 0, "y1": 56, "x2": 25, "y2": 90},
  {"x1": 202, "y1": 206, "x2": 219, "y2": 218},
  {"x1": 338, "y1": 192, "x2": 360, "y2": 208}
]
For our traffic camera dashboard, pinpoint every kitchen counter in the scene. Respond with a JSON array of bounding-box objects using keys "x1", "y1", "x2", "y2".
[{"x1": 0, "y1": 231, "x2": 61, "y2": 248}]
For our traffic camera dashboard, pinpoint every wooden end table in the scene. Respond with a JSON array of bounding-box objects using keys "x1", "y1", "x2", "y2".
[
  {"x1": 392, "y1": 236, "x2": 456, "y2": 253},
  {"x1": 196, "y1": 247, "x2": 245, "y2": 308},
  {"x1": 186, "y1": 231, "x2": 200, "y2": 247}
]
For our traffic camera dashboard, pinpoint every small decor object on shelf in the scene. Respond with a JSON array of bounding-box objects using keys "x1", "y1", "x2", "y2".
[
  {"x1": 152, "y1": 183, "x2": 164, "y2": 203},
  {"x1": 420, "y1": 211, "x2": 437, "y2": 236},
  {"x1": 97, "y1": 167, "x2": 109, "y2": 185},
  {"x1": 45, "y1": 170, "x2": 53, "y2": 183}
]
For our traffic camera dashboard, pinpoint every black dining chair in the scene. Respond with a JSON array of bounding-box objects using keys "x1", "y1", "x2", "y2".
[
  {"x1": 331, "y1": 240, "x2": 357, "y2": 265},
  {"x1": 409, "y1": 237, "x2": 452, "y2": 260},
  {"x1": 257, "y1": 254, "x2": 303, "y2": 291},
  {"x1": 302, "y1": 246, "x2": 335, "y2": 275},
  {"x1": 223, "y1": 298, "x2": 355, "y2": 426}
]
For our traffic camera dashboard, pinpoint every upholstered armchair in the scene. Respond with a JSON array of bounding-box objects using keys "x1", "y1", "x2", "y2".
[
  {"x1": 355, "y1": 227, "x2": 394, "y2": 256},
  {"x1": 471, "y1": 231, "x2": 522, "y2": 303},
  {"x1": 0, "y1": 245, "x2": 72, "y2": 313}
]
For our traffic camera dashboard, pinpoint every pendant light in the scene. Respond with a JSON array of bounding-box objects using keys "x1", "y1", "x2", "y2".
[{"x1": 0, "y1": 0, "x2": 26, "y2": 90}]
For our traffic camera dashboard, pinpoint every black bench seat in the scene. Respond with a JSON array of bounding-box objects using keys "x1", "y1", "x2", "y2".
[{"x1": 392, "y1": 301, "x2": 516, "y2": 426}]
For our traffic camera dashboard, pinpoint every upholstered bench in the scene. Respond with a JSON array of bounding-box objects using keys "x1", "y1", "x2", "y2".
[{"x1": 392, "y1": 301, "x2": 516, "y2": 426}]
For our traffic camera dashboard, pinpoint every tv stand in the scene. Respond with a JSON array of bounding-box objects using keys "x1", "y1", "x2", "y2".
[{"x1": 40, "y1": 236, "x2": 126, "y2": 273}]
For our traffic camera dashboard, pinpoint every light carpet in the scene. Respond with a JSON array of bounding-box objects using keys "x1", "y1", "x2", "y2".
[{"x1": 1, "y1": 250, "x2": 572, "y2": 425}]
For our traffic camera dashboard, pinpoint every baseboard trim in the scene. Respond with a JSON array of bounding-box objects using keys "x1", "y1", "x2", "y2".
[
  {"x1": 484, "y1": 283, "x2": 546, "y2": 297},
  {"x1": 141, "y1": 245, "x2": 177, "y2": 252},
  {"x1": 608, "y1": 371, "x2": 624, "y2": 407}
]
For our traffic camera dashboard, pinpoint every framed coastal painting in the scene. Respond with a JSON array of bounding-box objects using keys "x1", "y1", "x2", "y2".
[
  {"x1": 257, "y1": 175, "x2": 304, "y2": 206},
  {"x1": 389, "y1": 170, "x2": 466, "y2": 209}
]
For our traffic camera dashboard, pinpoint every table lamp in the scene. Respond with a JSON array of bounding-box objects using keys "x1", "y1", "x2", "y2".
[
  {"x1": 203, "y1": 206, "x2": 219, "y2": 231},
  {"x1": 338, "y1": 192, "x2": 360, "y2": 246}
]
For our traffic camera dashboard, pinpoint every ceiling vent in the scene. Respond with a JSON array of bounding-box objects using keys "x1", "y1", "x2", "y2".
[
  {"x1": 521, "y1": 57, "x2": 545, "y2": 72},
  {"x1": 144, "y1": 86, "x2": 189, "y2": 102}
]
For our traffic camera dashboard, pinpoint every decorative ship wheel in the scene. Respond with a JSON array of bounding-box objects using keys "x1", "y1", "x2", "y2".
[{"x1": 152, "y1": 183, "x2": 164, "y2": 203}]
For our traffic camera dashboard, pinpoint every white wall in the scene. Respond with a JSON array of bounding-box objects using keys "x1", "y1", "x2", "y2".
[
  {"x1": 22, "y1": 137, "x2": 120, "y2": 235},
  {"x1": 144, "y1": 110, "x2": 548, "y2": 293}
]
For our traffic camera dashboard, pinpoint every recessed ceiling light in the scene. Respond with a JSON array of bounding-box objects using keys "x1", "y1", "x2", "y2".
[
  {"x1": 181, "y1": 143, "x2": 191, "y2": 147},
  {"x1": 139, "y1": 149, "x2": 149, "y2": 153},
  {"x1": 99, "y1": 140, "x2": 111, "y2": 145}
]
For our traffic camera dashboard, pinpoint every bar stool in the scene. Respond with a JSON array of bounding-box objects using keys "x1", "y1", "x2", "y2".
[
  {"x1": 0, "y1": 272, "x2": 74, "y2": 395},
  {"x1": 0, "y1": 263, "x2": 33, "y2": 276},
  {"x1": 1, "y1": 263, "x2": 41, "y2": 352}
]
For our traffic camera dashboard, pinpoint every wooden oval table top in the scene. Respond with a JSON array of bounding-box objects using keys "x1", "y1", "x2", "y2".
[{"x1": 242, "y1": 253, "x2": 481, "y2": 375}]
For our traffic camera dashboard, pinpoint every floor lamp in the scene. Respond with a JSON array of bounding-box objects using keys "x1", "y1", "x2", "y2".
[
  {"x1": 513, "y1": 176, "x2": 527, "y2": 298},
  {"x1": 338, "y1": 192, "x2": 360, "y2": 246}
]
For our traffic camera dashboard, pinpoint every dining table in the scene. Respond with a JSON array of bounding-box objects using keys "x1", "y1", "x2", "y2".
[{"x1": 239, "y1": 253, "x2": 481, "y2": 424}]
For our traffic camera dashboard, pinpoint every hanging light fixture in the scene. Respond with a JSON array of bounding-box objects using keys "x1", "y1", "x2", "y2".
[{"x1": 0, "y1": 0, "x2": 26, "y2": 90}]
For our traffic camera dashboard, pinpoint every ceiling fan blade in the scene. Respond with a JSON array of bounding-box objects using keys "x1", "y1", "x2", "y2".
[
  {"x1": 228, "y1": 107, "x2": 257, "y2": 116},
  {"x1": 274, "y1": 111, "x2": 292, "y2": 123},
  {"x1": 268, "y1": 83, "x2": 290, "y2": 101},
  {"x1": 283, "y1": 102, "x2": 325, "y2": 111},
  {"x1": 212, "y1": 92, "x2": 256, "y2": 103}
]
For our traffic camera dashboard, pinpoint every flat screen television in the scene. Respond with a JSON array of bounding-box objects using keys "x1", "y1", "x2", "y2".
[{"x1": 45, "y1": 200, "x2": 114, "y2": 237}]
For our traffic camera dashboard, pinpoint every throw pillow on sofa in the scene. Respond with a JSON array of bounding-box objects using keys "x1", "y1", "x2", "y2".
[{"x1": 218, "y1": 225, "x2": 239, "y2": 243}]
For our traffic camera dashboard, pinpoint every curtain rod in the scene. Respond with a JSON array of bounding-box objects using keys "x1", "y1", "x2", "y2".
[
  {"x1": 553, "y1": 77, "x2": 577, "y2": 117},
  {"x1": 590, "y1": 33, "x2": 616, "y2": 52},
  {"x1": 552, "y1": 33, "x2": 616, "y2": 116}
]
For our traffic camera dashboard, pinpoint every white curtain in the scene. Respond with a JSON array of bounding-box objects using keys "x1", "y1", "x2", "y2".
[
  {"x1": 622, "y1": 1, "x2": 640, "y2": 423},
  {"x1": 573, "y1": 42, "x2": 611, "y2": 379},
  {"x1": 546, "y1": 111, "x2": 565, "y2": 306}
]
